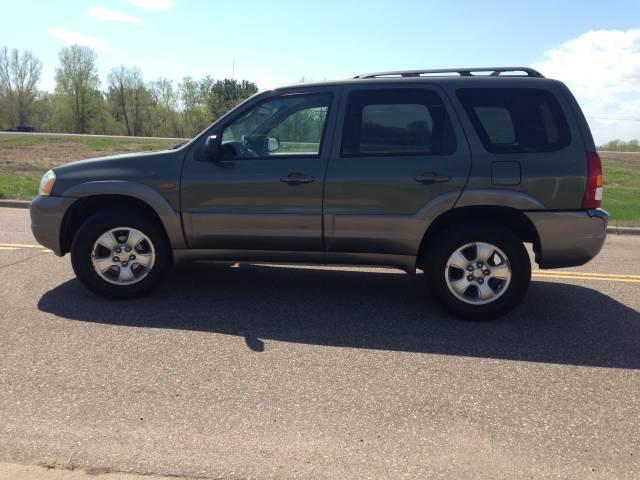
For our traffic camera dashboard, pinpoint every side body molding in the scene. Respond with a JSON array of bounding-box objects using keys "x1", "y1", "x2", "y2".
[
  {"x1": 61, "y1": 181, "x2": 186, "y2": 249},
  {"x1": 455, "y1": 188, "x2": 546, "y2": 210}
]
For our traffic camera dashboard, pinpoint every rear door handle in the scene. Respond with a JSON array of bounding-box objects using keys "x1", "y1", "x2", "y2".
[
  {"x1": 280, "y1": 172, "x2": 315, "y2": 185},
  {"x1": 414, "y1": 172, "x2": 451, "y2": 184}
]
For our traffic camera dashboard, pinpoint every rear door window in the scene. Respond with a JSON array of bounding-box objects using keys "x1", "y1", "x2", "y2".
[
  {"x1": 341, "y1": 89, "x2": 456, "y2": 157},
  {"x1": 456, "y1": 88, "x2": 571, "y2": 153}
]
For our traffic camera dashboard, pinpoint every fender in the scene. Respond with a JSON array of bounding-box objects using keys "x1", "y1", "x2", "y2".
[
  {"x1": 61, "y1": 180, "x2": 187, "y2": 249},
  {"x1": 411, "y1": 189, "x2": 466, "y2": 245},
  {"x1": 411, "y1": 188, "x2": 544, "y2": 270}
]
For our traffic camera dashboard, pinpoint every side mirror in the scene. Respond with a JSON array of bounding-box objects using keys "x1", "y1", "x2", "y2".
[
  {"x1": 204, "y1": 134, "x2": 220, "y2": 159},
  {"x1": 267, "y1": 137, "x2": 280, "y2": 153}
]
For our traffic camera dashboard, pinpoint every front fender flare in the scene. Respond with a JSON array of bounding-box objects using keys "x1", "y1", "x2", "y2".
[{"x1": 61, "y1": 181, "x2": 186, "y2": 249}]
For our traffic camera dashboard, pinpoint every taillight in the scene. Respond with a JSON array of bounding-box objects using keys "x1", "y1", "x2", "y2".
[{"x1": 583, "y1": 152, "x2": 604, "y2": 209}]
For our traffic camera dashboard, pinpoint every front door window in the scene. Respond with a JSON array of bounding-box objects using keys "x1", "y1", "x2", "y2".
[{"x1": 221, "y1": 94, "x2": 331, "y2": 159}]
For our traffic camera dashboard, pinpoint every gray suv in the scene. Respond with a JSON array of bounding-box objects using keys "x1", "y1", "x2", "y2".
[{"x1": 30, "y1": 67, "x2": 608, "y2": 319}]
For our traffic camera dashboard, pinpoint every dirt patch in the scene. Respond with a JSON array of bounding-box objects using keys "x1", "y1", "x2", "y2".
[
  {"x1": 0, "y1": 134, "x2": 181, "y2": 177},
  {"x1": 600, "y1": 151, "x2": 640, "y2": 165}
]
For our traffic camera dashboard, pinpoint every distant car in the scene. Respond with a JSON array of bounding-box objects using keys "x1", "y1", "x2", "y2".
[
  {"x1": 30, "y1": 66, "x2": 608, "y2": 319},
  {"x1": 5, "y1": 125, "x2": 37, "y2": 133}
]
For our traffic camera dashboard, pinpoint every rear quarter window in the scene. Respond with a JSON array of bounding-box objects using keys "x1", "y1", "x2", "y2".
[{"x1": 456, "y1": 88, "x2": 571, "y2": 154}]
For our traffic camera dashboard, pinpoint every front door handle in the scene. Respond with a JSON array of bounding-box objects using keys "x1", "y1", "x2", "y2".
[
  {"x1": 414, "y1": 172, "x2": 451, "y2": 184},
  {"x1": 280, "y1": 172, "x2": 315, "y2": 185}
]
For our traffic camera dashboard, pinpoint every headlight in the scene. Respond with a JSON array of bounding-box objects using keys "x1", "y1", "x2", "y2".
[{"x1": 39, "y1": 170, "x2": 56, "y2": 196}]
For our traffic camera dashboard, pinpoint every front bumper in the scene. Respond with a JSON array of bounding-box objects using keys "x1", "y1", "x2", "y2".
[
  {"x1": 525, "y1": 208, "x2": 608, "y2": 269},
  {"x1": 30, "y1": 195, "x2": 77, "y2": 256}
]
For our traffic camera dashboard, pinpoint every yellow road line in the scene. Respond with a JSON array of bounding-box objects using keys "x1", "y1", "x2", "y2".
[
  {"x1": 0, "y1": 244, "x2": 52, "y2": 253},
  {"x1": 533, "y1": 270, "x2": 640, "y2": 279},
  {"x1": 532, "y1": 273, "x2": 640, "y2": 283},
  {"x1": 0, "y1": 243, "x2": 46, "y2": 249}
]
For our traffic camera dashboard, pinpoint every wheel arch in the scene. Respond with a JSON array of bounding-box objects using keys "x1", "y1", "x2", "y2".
[
  {"x1": 60, "y1": 194, "x2": 180, "y2": 256},
  {"x1": 416, "y1": 205, "x2": 540, "y2": 269}
]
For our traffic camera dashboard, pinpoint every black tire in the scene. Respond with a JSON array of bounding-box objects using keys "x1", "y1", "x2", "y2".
[
  {"x1": 70, "y1": 209, "x2": 171, "y2": 299},
  {"x1": 423, "y1": 223, "x2": 531, "y2": 320}
]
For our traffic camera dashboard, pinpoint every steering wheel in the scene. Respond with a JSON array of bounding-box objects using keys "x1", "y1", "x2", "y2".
[{"x1": 240, "y1": 135, "x2": 261, "y2": 157}]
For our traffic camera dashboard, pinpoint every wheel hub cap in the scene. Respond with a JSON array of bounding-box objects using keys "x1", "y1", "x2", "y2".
[
  {"x1": 444, "y1": 242, "x2": 512, "y2": 305},
  {"x1": 91, "y1": 227, "x2": 156, "y2": 286}
]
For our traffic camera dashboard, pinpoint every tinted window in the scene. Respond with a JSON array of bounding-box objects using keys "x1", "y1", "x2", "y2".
[
  {"x1": 457, "y1": 88, "x2": 571, "y2": 153},
  {"x1": 341, "y1": 89, "x2": 456, "y2": 156},
  {"x1": 221, "y1": 93, "x2": 331, "y2": 158}
]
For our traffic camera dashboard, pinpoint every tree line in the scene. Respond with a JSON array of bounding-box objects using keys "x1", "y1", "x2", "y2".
[
  {"x1": 599, "y1": 139, "x2": 640, "y2": 152},
  {"x1": 0, "y1": 45, "x2": 258, "y2": 138}
]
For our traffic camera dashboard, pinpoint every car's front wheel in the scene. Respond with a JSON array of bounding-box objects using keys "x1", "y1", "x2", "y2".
[
  {"x1": 423, "y1": 224, "x2": 531, "y2": 319},
  {"x1": 71, "y1": 210, "x2": 171, "y2": 298}
]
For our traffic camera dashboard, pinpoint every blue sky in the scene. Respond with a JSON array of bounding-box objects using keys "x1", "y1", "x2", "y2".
[{"x1": 1, "y1": 0, "x2": 639, "y2": 141}]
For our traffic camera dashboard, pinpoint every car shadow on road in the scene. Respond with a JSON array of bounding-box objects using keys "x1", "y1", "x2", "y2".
[{"x1": 38, "y1": 262, "x2": 640, "y2": 368}]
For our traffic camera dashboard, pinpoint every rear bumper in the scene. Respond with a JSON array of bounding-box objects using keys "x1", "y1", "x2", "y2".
[
  {"x1": 525, "y1": 209, "x2": 608, "y2": 269},
  {"x1": 30, "y1": 195, "x2": 76, "y2": 256}
]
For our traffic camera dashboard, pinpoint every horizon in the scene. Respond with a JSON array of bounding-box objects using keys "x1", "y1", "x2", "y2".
[{"x1": 1, "y1": 0, "x2": 640, "y2": 142}]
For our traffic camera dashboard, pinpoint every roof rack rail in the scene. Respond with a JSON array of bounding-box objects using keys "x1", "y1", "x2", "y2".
[{"x1": 354, "y1": 67, "x2": 544, "y2": 79}]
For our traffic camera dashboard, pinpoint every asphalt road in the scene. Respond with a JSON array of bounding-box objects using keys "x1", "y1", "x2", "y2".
[{"x1": 0, "y1": 206, "x2": 639, "y2": 479}]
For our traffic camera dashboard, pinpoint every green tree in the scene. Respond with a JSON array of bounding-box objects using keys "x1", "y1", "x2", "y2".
[
  {"x1": 30, "y1": 92, "x2": 55, "y2": 131},
  {"x1": 149, "y1": 77, "x2": 183, "y2": 137},
  {"x1": 0, "y1": 46, "x2": 42, "y2": 127},
  {"x1": 1, "y1": 43, "x2": 266, "y2": 137},
  {"x1": 179, "y1": 76, "x2": 211, "y2": 136},
  {"x1": 107, "y1": 65, "x2": 154, "y2": 136},
  {"x1": 54, "y1": 45, "x2": 101, "y2": 134},
  {"x1": 205, "y1": 79, "x2": 258, "y2": 121}
]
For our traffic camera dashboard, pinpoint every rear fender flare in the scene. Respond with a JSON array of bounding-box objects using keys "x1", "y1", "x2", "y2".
[{"x1": 455, "y1": 188, "x2": 545, "y2": 210}]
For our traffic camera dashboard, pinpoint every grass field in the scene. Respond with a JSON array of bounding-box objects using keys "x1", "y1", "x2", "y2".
[
  {"x1": 599, "y1": 151, "x2": 640, "y2": 226},
  {"x1": 0, "y1": 174, "x2": 39, "y2": 200},
  {"x1": 0, "y1": 133, "x2": 638, "y2": 225}
]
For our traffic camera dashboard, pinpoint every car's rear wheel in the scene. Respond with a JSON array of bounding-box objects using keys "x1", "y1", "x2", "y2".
[
  {"x1": 71, "y1": 210, "x2": 171, "y2": 298},
  {"x1": 423, "y1": 224, "x2": 531, "y2": 320}
]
